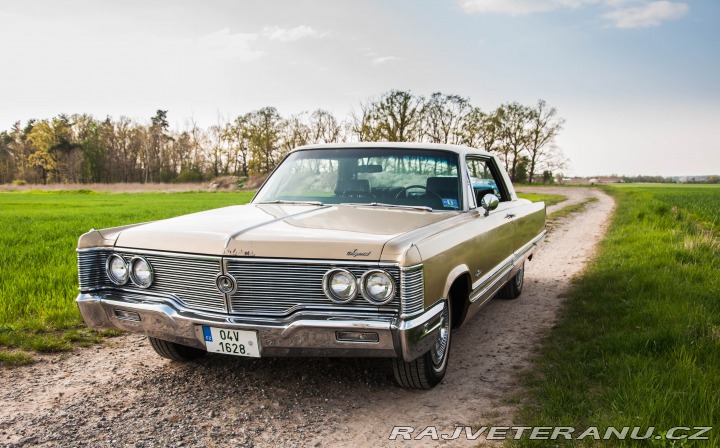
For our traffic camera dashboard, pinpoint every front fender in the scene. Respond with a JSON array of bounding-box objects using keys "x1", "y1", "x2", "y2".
[{"x1": 443, "y1": 264, "x2": 471, "y2": 298}]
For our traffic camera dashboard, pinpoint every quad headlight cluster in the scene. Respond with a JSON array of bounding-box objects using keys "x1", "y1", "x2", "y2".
[
  {"x1": 322, "y1": 268, "x2": 396, "y2": 305},
  {"x1": 106, "y1": 254, "x2": 154, "y2": 289}
]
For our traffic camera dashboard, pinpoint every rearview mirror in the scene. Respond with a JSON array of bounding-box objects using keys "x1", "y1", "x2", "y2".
[{"x1": 480, "y1": 194, "x2": 499, "y2": 216}]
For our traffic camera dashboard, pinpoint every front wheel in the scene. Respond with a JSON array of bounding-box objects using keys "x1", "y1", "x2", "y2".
[
  {"x1": 148, "y1": 337, "x2": 207, "y2": 361},
  {"x1": 392, "y1": 300, "x2": 451, "y2": 389}
]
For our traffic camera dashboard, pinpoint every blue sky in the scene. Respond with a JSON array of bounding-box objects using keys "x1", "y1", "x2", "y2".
[{"x1": 0, "y1": 0, "x2": 718, "y2": 176}]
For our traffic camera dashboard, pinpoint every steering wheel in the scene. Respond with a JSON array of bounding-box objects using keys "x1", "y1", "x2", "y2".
[{"x1": 395, "y1": 185, "x2": 443, "y2": 200}]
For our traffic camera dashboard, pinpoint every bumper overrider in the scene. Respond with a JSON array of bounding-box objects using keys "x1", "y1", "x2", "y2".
[{"x1": 76, "y1": 292, "x2": 446, "y2": 362}]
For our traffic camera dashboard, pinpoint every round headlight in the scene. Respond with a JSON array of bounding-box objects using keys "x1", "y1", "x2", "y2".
[
  {"x1": 360, "y1": 270, "x2": 396, "y2": 305},
  {"x1": 130, "y1": 256, "x2": 153, "y2": 288},
  {"x1": 106, "y1": 254, "x2": 129, "y2": 285},
  {"x1": 323, "y1": 269, "x2": 358, "y2": 303}
]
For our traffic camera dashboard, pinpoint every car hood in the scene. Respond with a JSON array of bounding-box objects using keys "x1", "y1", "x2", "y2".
[{"x1": 110, "y1": 203, "x2": 452, "y2": 261}]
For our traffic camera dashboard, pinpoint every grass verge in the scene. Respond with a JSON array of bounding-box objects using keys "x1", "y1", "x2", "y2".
[
  {"x1": 513, "y1": 185, "x2": 720, "y2": 447},
  {"x1": 517, "y1": 192, "x2": 567, "y2": 207},
  {"x1": 0, "y1": 190, "x2": 254, "y2": 366}
]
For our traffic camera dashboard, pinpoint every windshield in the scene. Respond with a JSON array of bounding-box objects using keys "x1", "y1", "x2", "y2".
[{"x1": 254, "y1": 148, "x2": 462, "y2": 211}]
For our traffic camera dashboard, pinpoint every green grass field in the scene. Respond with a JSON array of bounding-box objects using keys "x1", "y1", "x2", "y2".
[
  {"x1": 516, "y1": 184, "x2": 720, "y2": 447},
  {"x1": 0, "y1": 189, "x2": 559, "y2": 366},
  {"x1": 517, "y1": 192, "x2": 567, "y2": 207},
  {"x1": 0, "y1": 190, "x2": 255, "y2": 365}
]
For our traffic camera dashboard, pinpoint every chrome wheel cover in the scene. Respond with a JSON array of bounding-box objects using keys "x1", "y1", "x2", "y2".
[
  {"x1": 430, "y1": 304, "x2": 450, "y2": 369},
  {"x1": 516, "y1": 264, "x2": 524, "y2": 290}
]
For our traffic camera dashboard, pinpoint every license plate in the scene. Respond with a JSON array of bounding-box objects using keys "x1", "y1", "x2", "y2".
[{"x1": 201, "y1": 326, "x2": 261, "y2": 358}]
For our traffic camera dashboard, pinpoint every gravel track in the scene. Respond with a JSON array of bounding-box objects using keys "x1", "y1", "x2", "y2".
[{"x1": 0, "y1": 187, "x2": 614, "y2": 448}]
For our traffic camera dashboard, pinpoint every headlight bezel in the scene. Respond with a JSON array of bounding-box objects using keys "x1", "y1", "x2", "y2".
[
  {"x1": 322, "y1": 268, "x2": 358, "y2": 304},
  {"x1": 360, "y1": 269, "x2": 396, "y2": 305},
  {"x1": 105, "y1": 253, "x2": 130, "y2": 285},
  {"x1": 129, "y1": 256, "x2": 154, "y2": 289}
]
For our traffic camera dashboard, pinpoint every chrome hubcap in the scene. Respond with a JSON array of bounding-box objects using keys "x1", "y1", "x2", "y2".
[
  {"x1": 516, "y1": 264, "x2": 524, "y2": 290},
  {"x1": 431, "y1": 305, "x2": 450, "y2": 368}
]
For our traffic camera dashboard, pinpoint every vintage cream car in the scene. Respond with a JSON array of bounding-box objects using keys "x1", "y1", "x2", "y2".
[{"x1": 76, "y1": 143, "x2": 546, "y2": 389}]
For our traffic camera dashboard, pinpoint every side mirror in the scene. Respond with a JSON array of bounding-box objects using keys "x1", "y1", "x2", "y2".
[{"x1": 480, "y1": 194, "x2": 499, "y2": 216}]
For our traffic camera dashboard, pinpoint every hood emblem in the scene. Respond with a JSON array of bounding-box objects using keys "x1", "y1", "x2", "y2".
[
  {"x1": 216, "y1": 274, "x2": 237, "y2": 294},
  {"x1": 347, "y1": 249, "x2": 371, "y2": 257}
]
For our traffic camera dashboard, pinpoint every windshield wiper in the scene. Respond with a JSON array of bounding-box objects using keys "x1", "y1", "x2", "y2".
[
  {"x1": 257, "y1": 200, "x2": 324, "y2": 206},
  {"x1": 340, "y1": 202, "x2": 433, "y2": 212}
]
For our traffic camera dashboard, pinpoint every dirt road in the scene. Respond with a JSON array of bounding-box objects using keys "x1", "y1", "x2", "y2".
[{"x1": 0, "y1": 187, "x2": 614, "y2": 448}]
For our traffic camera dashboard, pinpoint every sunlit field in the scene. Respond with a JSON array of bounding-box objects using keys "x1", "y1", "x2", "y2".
[
  {"x1": 516, "y1": 184, "x2": 720, "y2": 447},
  {"x1": 0, "y1": 190, "x2": 254, "y2": 365}
]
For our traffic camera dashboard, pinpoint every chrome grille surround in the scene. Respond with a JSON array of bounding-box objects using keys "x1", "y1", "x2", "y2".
[{"x1": 78, "y1": 248, "x2": 425, "y2": 318}]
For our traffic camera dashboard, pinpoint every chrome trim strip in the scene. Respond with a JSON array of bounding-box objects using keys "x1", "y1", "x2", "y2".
[
  {"x1": 79, "y1": 246, "x2": 403, "y2": 267},
  {"x1": 469, "y1": 261, "x2": 514, "y2": 303},
  {"x1": 469, "y1": 230, "x2": 546, "y2": 303},
  {"x1": 401, "y1": 264, "x2": 423, "y2": 273},
  {"x1": 81, "y1": 286, "x2": 402, "y2": 318},
  {"x1": 514, "y1": 230, "x2": 547, "y2": 262},
  {"x1": 79, "y1": 246, "x2": 222, "y2": 262},
  {"x1": 226, "y1": 256, "x2": 399, "y2": 267},
  {"x1": 77, "y1": 247, "x2": 115, "y2": 253},
  {"x1": 471, "y1": 253, "x2": 514, "y2": 293}
]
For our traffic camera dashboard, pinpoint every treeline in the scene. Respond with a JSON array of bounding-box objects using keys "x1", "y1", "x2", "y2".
[
  {"x1": 0, "y1": 90, "x2": 566, "y2": 185},
  {"x1": 620, "y1": 175, "x2": 720, "y2": 184}
]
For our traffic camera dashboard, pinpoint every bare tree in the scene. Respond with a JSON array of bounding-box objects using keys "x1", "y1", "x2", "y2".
[
  {"x1": 309, "y1": 109, "x2": 341, "y2": 143},
  {"x1": 460, "y1": 107, "x2": 501, "y2": 153},
  {"x1": 246, "y1": 107, "x2": 283, "y2": 174},
  {"x1": 350, "y1": 97, "x2": 383, "y2": 142},
  {"x1": 496, "y1": 102, "x2": 532, "y2": 182},
  {"x1": 281, "y1": 112, "x2": 312, "y2": 155},
  {"x1": 422, "y1": 93, "x2": 471, "y2": 144},
  {"x1": 526, "y1": 99, "x2": 565, "y2": 183},
  {"x1": 352, "y1": 90, "x2": 424, "y2": 142}
]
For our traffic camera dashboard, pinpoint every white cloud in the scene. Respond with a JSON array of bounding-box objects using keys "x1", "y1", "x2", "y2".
[
  {"x1": 372, "y1": 56, "x2": 399, "y2": 65},
  {"x1": 262, "y1": 25, "x2": 324, "y2": 42},
  {"x1": 602, "y1": 1, "x2": 688, "y2": 28},
  {"x1": 196, "y1": 28, "x2": 262, "y2": 62},
  {"x1": 458, "y1": 0, "x2": 688, "y2": 27},
  {"x1": 458, "y1": 0, "x2": 596, "y2": 15}
]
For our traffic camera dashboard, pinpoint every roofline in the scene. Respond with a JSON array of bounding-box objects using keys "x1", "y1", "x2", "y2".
[{"x1": 291, "y1": 142, "x2": 492, "y2": 157}]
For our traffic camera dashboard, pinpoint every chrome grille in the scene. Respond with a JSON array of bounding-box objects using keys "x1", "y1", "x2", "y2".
[
  {"x1": 226, "y1": 260, "x2": 401, "y2": 316},
  {"x1": 137, "y1": 253, "x2": 225, "y2": 312},
  {"x1": 77, "y1": 249, "x2": 227, "y2": 313},
  {"x1": 78, "y1": 250, "x2": 110, "y2": 290},
  {"x1": 79, "y1": 249, "x2": 425, "y2": 318},
  {"x1": 401, "y1": 266, "x2": 424, "y2": 317}
]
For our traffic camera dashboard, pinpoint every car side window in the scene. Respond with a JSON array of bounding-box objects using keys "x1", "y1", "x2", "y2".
[{"x1": 466, "y1": 158, "x2": 509, "y2": 202}]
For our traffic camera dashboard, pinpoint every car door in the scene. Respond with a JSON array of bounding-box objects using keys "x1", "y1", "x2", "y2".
[{"x1": 462, "y1": 157, "x2": 516, "y2": 313}]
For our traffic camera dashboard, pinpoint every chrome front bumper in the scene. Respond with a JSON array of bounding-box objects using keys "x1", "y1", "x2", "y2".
[{"x1": 76, "y1": 293, "x2": 445, "y2": 362}]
